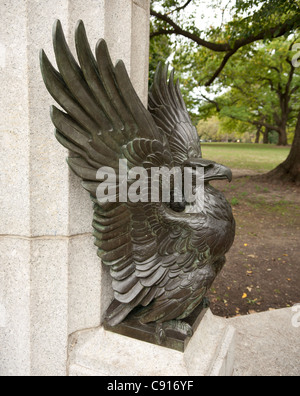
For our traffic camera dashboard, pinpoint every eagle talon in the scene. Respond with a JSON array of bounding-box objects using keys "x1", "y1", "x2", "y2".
[
  {"x1": 156, "y1": 320, "x2": 193, "y2": 342},
  {"x1": 155, "y1": 323, "x2": 167, "y2": 345}
]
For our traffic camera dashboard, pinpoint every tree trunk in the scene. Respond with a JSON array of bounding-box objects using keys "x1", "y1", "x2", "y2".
[
  {"x1": 255, "y1": 125, "x2": 262, "y2": 144},
  {"x1": 276, "y1": 93, "x2": 289, "y2": 146},
  {"x1": 277, "y1": 128, "x2": 288, "y2": 146},
  {"x1": 267, "y1": 111, "x2": 300, "y2": 184},
  {"x1": 263, "y1": 128, "x2": 269, "y2": 144}
]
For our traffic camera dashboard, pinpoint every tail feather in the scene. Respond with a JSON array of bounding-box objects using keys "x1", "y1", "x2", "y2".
[{"x1": 105, "y1": 299, "x2": 132, "y2": 326}]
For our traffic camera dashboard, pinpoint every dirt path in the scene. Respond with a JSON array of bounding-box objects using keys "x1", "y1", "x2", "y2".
[{"x1": 208, "y1": 171, "x2": 300, "y2": 318}]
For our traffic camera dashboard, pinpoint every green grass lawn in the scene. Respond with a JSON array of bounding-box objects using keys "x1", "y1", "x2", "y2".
[{"x1": 201, "y1": 143, "x2": 290, "y2": 172}]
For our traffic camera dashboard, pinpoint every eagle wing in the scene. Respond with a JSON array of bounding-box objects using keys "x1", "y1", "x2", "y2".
[
  {"x1": 149, "y1": 63, "x2": 202, "y2": 166},
  {"x1": 40, "y1": 20, "x2": 211, "y2": 326}
]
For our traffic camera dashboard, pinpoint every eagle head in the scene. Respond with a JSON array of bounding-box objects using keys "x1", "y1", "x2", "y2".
[
  {"x1": 184, "y1": 158, "x2": 232, "y2": 183},
  {"x1": 170, "y1": 158, "x2": 232, "y2": 213}
]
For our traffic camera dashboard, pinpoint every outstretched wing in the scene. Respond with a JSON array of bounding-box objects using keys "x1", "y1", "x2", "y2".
[
  {"x1": 41, "y1": 20, "x2": 211, "y2": 326},
  {"x1": 40, "y1": 20, "x2": 170, "y2": 182},
  {"x1": 149, "y1": 64, "x2": 202, "y2": 167}
]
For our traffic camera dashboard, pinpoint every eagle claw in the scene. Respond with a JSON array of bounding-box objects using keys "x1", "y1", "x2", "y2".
[{"x1": 155, "y1": 321, "x2": 193, "y2": 344}]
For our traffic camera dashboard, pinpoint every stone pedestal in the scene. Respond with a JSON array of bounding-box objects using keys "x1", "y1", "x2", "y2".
[
  {"x1": 232, "y1": 307, "x2": 300, "y2": 376},
  {"x1": 0, "y1": 0, "x2": 150, "y2": 376},
  {"x1": 69, "y1": 310, "x2": 236, "y2": 377}
]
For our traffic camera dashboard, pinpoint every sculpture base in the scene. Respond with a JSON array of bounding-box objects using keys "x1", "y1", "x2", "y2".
[
  {"x1": 103, "y1": 304, "x2": 209, "y2": 352},
  {"x1": 69, "y1": 309, "x2": 236, "y2": 376}
]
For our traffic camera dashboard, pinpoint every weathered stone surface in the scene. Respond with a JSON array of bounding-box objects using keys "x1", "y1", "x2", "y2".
[
  {"x1": 27, "y1": 0, "x2": 70, "y2": 238},
  {"x1": 0, "y1": 238, "x2": 30, "y2": 376},
  {"x1": 131, "y1": 0, "x2": 151, "y2": 107},
  {"x1": 184, "y1": 310, "x2": 236, "y2": 376},
  {"x1": 69, "y1": 310, "x2": 236, "y2": 376},
  {"x1": 0, "y1": 0, "x2": 30, "y2": 237},
  {"x1": 0, "y1": 0, "x2": 150, "y2": 376},
  {"x1": 30, "y1": 238, "x2": 69, "y2": 376},
  {"x1": 231, "y1": 308, "x2": 300, "y2": 376},
  {"x1": 134, "y1": 0, "x2": 150, "y2": 10},
  {"x1": 68, "y1": 235, "x2": 106, "y2": 335}
]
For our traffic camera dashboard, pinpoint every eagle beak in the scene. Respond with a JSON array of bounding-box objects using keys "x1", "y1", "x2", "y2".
[
  {"x1": 221, "y1": 166, "x2": 233, "y2": 183},
  {"x1": 183, "y1": 159, "x2": 233, "y2": 183},
  {"x1": 205, "y1": 163, "x2": 233, "y2": 183}
]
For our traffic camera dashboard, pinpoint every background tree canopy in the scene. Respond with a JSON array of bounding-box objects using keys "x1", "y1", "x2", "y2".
[{"x1": 150, "y1": 0, "x2": 300, "y2": 183}]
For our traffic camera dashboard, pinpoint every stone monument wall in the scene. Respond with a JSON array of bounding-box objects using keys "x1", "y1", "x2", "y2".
[{"x1": 0, "y1": 0, "x2": 150, "y2": 376}]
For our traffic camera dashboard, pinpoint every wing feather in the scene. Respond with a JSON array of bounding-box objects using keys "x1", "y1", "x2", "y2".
[
  {"x1": 41, "y1": 50, "x2": 100, "y2": 138},
  {"x1": 53, "y1": 20, "x2": 112, "y2": 132},
  {"x1": 149, "y1": 63, "x2": 202, "y2": 165},
  {"x1": 75, "y1": 21, "x2": 124, "y2": 132},
  {"x1": 95, "y1": 40, "x2": 137, "y2": 132}
]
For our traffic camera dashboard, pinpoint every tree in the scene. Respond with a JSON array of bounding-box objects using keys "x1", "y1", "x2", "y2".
[
  {"x1": 197, "y1": 38, "x2": 300, "y2": 146},
  {"x1": 151, "y1": 0, "x2": 300, "y2": 85},
  {"x1": 268, "y1": 111, "x2": 300, "y2": 183},
  {"x1": 197, "y1": 116, "x2": 220, "y2": 141},
  {"x1": 150, "y1": 0, "x2": 300, "y2": 182}
]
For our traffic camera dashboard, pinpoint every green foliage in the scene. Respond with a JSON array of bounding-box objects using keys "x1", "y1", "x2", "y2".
[
  {"x1": 188, "y1": 36, "x2": 300, "y2": 144},
  {"x1": 231, "y1": 197, "x2": 240, "y2": 206},
  {"x1": 149, "y1": 31, "x2": 173, "y2": 88},
  {"x1": 150, "y1": 0, "x2": 300, "y2": 152},
  {"x1": 197, "y1": 116, "x2": 219, "y2": 140},
  {"x1": 219, "y1": 116, "x2": 257, "y2": 142},
  {"x1": 219, "y1": 38, "x2": 299, "y2": 134},
  {"x1": 226, "y1": 0, "x2": 300, "y2": 42},
  {"x1": 151, "y1": 0, "x2": 300, "y2": 48}
]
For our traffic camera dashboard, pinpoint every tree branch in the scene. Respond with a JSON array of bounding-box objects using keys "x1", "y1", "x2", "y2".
[
  {"x1": 285, "y1": 59, "x2": 296, "y2": 97},
  {"x1": 251, "y1": 119, "x2": 281, "y2": 133},
  {"x1": 270, "y1": 66, "x2": 281, "y2": 74},
  {"x1": 230, "y1": 115, "x2": 281, "y2": 133},
  {"x1": 258, "y1": 77, "x2": 277, "y2": 93},
  {"x1": 291, "y1": 85, "x2": 300, "y2": 95},
  {"x1": 150, "y1": 8, "x2": 300, "y2": 86},
  {"x1": 150, "y1": 9, "x2": 230, "y2": 52},
  {"x1": 200, "y1": 94, "x2": 221, "y2": 112},
  {"x1": 205, "y1": 50, "x2": 238, "y2": 86},
  {"x1": 150, "y1": 29, "x2": 176, "y2": 38},
  {"x1": 166, "y1": 0, "x2": 193, "y2": 15}
]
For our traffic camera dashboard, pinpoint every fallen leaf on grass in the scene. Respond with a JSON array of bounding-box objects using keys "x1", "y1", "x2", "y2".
[{"x1": 242, "y1": 293, "x2": 247, "y2": 299}]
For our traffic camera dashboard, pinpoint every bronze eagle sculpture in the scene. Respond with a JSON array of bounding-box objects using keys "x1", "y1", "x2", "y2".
[{"x1": 40, "y1": 20, "x2": 236, "y2": 339}]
